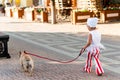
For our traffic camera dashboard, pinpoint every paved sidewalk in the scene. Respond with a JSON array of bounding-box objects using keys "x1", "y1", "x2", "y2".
[
  {"x1": 0, "y1": 13, "x2": 120, "y2": 80},
  {"x1": 0, "y1": 14, "x2": 120, "y2": 36}
]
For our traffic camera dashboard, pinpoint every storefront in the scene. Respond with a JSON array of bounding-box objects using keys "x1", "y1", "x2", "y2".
[
  {"x1": 3, "y1": 0, "x2": 120, "y2": 24},
  {"x1": 5, "y1": 0, "x2": 45, "y2": 7}
]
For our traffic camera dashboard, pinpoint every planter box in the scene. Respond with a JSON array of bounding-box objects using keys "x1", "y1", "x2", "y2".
[
  {"x1": 71, "y1": 11, "x2": 93, "y2": 24},
  {"x1": 5, "y1": 7, "x2": 13, "y2": 17},
  {"x1": 12, "y1": 8, "x2": 24, "y2": 19},
  {"x1": 24, "y1": 10, "x2": 35, "y2": 21},
  {"x1": 100, "y1": 10, "x2": 120, "y2": 23},
  {"x1": 34, "y1": 9, "x2": 48, "y2": 22},
  {"x1": 34, "y1": 9, "x2": 41, "y2": 21},
  {"x1": 41, "y1": 11, "x2": 48, "y2": 22}
]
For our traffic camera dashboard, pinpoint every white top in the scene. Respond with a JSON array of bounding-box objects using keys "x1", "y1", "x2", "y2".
[{"x1": 86, "y1": 30, "x2": 105, "y2": 52}]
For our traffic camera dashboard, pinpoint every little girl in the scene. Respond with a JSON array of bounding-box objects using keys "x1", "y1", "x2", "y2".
[{"x1": 80, "y1": 18, "x2": 105, "y2": 76}]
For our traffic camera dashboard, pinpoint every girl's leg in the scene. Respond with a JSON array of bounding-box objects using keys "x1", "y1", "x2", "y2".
[
  {"x1": 94, "y1": 49, "x2": 104, "y2": 75},
  {"x1": 84, "y1": 52, "x2": 93, "y2": 73}
]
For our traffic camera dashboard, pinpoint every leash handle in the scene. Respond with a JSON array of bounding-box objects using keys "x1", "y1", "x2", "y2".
[{"x1": 79, "y1": 48, "x2": 85, "y2": 56}]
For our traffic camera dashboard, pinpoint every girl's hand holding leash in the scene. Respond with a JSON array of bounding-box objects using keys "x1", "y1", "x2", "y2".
[{"x1": 79, "y1": 48, "x2": 85, "y2": 56}]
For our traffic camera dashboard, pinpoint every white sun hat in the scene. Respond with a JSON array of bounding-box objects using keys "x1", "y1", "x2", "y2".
[{"x1": 87, "y1": 18, "x2": 98, "y2": 27}]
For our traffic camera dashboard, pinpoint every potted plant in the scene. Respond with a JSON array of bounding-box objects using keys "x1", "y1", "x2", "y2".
[{"x1": 36, "y1": 8, "x2": 42, "y2": 14}]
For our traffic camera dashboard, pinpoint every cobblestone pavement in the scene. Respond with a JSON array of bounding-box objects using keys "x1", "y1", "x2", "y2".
[
  {"x1": 0, "y1": 13, "x2": 120, "y2": 80},
  {"x1": 0, "y1": 32, "x2": 120, "y2": 80}
]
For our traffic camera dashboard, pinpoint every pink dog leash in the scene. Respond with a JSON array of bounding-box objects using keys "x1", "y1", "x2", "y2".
[{"x1": 24, "y1": 51, "x2": 82, "y2": 63}]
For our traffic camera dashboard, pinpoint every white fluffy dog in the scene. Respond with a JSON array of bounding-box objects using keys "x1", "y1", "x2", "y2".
[{"x1": 19, "y1": 51, "x2": 34, "y2": 76}]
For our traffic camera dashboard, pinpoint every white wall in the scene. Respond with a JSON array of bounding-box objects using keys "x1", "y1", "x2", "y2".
[{"x1": 39, "y1": 0, "x2": 45, "y2": 6}]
